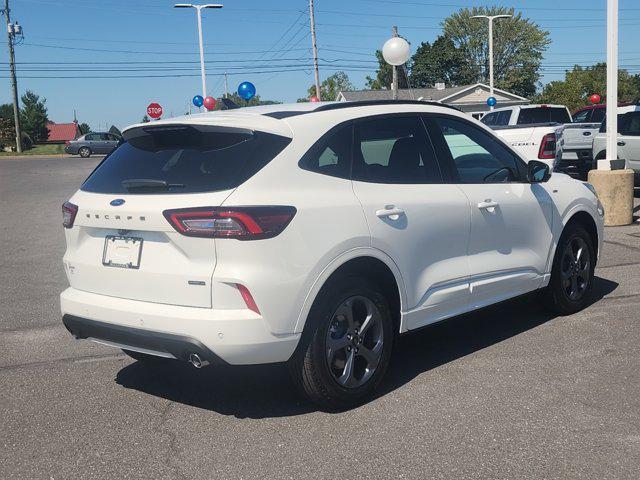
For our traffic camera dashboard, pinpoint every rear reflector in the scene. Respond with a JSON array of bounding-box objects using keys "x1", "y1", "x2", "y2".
[
  {"x1": 163, "y1": 206, "x2": 296, "y2": 240},
  {"x1": 62, "y1": 202, "x2": 78, "y2": 229},
  {"x1": 538, "y1": 133, "x2": 557, "y2": 160},
  {"x1": 236, "y1": 283, "x2": 260, "y2": 314}
]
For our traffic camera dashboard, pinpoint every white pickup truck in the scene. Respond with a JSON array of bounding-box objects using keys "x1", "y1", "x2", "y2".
[{"x1": 480, "y1": 104, "x2": 569, "y2": 169}]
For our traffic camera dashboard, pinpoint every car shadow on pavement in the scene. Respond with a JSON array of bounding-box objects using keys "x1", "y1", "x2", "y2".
[{"x1": 115, "y1": 276, "x2": 618, "y2": 418}]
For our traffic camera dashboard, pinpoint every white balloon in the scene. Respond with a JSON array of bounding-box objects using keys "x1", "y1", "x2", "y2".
[{"x1": 382, "y1": 37, "x2": 410, "y2": 66}]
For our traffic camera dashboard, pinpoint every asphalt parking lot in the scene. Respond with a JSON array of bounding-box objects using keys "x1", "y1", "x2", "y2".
[{"x1": 1, "y1": 156, "x2": 639, "y2": 479}]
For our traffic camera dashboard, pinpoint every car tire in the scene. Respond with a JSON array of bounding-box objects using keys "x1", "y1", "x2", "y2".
[
  {"x1": 542, "y1": 224, "x2": 596, "y2": 315},
  {"x1": 78, "y1": 147, "x2": 91, "y2": 158},
  {"x1": 122, "y1": 349, "x2": 173, "y2": 364},
  {"x1": 288, "y1": 276, "x2": 394, "y2": 410}
]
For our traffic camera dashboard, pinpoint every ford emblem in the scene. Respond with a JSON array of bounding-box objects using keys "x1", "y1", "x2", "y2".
[{"x1": 110, "y1": 199, "x2": 125, "y2": 207}]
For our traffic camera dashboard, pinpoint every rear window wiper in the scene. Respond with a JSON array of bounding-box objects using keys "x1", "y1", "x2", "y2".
[{"x1": 121, "y1": 179, "x2": 185, "y2": 190}]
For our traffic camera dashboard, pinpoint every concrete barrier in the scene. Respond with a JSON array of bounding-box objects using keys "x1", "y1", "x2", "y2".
[{"x1": 587, "y1": 168, "x2": 635, "y2": 226}]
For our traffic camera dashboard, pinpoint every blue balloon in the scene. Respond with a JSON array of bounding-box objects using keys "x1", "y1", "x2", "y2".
[
  {"x1": 237, "y1": 81, "x2": 256, "y2": 101},
  {"x1": 193, "y1": 95, "x2": 203, "y2": 107},
  {"x1": 487, "y1": 96, "x2": 497, "y2": 107}
]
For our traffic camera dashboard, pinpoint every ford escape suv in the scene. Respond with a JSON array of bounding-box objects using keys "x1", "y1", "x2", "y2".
[{"x1": 61, "y1": 100, "x2": 604, "y2": 409}]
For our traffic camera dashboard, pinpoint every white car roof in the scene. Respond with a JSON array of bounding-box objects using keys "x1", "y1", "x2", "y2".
[{"x1": 122, "y1": 101, "x2": 465, "y2": 138}]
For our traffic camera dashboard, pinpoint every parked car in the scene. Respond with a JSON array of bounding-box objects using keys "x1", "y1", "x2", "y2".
[
  {"x1": 65, "y1": 132, "x2": 121, "y2": 157},
  {"x1": 480, "y1": 104, "x2": 569, "y2": 168},
  {"x1": 592, "y1": 105, "x2": 640, "y2": 184},
  {"x1": 60, "y1": 100, "x2": 604, "y2": 409},
  {"x1": 556, "y1": 105, "x2": 605, "y2": 179}
]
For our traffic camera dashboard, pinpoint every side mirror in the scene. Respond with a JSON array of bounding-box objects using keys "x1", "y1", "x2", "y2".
[{"x1": 527, "y1": 160, "x2": 551, "y2": 183}]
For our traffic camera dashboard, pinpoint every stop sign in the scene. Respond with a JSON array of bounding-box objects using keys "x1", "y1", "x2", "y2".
[{"x1": 146, "y1": 102, "x2": 163, "y2": 119}]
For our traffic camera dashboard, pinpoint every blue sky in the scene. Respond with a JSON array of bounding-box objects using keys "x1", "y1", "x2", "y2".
[{"x1": 3, "y1": 0, "x2": 640, "y2": 130}]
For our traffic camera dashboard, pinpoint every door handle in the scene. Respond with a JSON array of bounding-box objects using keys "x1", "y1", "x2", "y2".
[
  {"x1": 618, "y1": 141, "x2": 626, "y2": 146},
  {"x1": 582, "y1": 131, "x2": 592, "y2": 136},
  {"x1": 477, "y1": 200, "x2": 499, "y2": 211},
  {"x1": 375, "y1": 206, "x2": 405, "y2": 219}
]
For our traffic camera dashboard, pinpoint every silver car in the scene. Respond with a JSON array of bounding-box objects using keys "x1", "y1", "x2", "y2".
[
  {"x1": 592, "y1": 105, "x2": 640, "y2": 184},
  {"x1": 65, "y1": 132, "x2": 121, "y2": 158}
]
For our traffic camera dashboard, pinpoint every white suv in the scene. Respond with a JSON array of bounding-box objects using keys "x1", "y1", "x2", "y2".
[{"x1": 61, "y1": 101, "x2": 604, "y2": 409}]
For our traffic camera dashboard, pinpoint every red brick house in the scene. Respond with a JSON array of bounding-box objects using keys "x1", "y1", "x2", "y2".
[{"x1": 46, "y1": 120, "x2": 81, "y2": 144}]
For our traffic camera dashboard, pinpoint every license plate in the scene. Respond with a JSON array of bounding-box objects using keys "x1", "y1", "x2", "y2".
[{"x1": 102, "y1": 235, "x2": 143, "y2": 269}]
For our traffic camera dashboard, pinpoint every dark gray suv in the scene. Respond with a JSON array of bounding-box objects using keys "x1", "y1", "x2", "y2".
[{"x1": 65, "y1": 132, "x2": 121, "y2": 158}]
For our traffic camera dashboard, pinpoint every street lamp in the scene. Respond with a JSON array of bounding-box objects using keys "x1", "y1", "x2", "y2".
[
  {"x1": 471, "y1": 14, "x2": 511, "y2": 110},
  {"x1": 174, "y1": 3, "x2": 223, "y2": 99}
]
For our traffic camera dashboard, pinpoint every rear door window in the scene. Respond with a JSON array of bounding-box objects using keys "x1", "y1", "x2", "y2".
[
  {"x1": 81, "y1": 125, "x2": 291, "y2": 194},
  {"x1": 591, "y1": 108, "x2": 605, "y2": 123},
  {"x1": 298, "y1": 123, "x2": 353, "y2": 179},
  {"x1": 352, "y1": 115, "x2": 442, "y2": 184},
  {"x1": 572, "y1": 109, "x2": 591, "y2": 123}
]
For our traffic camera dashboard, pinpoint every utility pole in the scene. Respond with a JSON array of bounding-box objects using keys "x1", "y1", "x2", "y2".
[
  {"x1": 309, "y1": 0, "x2": 321, "y2": 100},
  {"x1": 2, "y1": 0, "x2": 22, "y2": 152},
  {"x1": 391, "y1": 26, "x2": 398, "y2": 100},
  {"x1": 224, "y1": 71, "x2": 228, "y2": 98}
]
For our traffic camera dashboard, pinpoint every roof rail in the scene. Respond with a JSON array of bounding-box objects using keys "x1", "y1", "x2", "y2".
[{"x1": 312, "y1": 99, "x2": 462, "y2": 113}]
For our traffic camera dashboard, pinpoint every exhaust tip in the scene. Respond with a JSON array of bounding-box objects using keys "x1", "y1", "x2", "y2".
[{"x1": 189, "y1": 353, "x2": 209, "y2": 369}]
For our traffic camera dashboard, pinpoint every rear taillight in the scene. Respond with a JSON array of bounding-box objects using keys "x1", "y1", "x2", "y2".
[
  {"x1": 163, "y1": 206, "x2": 296, "y2": 240},
  {"x1": 62, "y1": 202, "x2": 78, "y2": 229},
  {"x1": 538, "y1": 133, "x2": 557, "y2": 159}
]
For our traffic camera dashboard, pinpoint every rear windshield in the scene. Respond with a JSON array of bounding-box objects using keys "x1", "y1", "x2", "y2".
[
  {"x1": 81, "y1": 125, "x2": 291, "y2": 194},
  {"x1": 516, "y1": 107, "x2": 570, "y2": 125}
]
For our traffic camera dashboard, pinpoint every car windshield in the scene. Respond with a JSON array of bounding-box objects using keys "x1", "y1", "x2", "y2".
[{"x1": 81, "y1": 125, "x2": 291, "y2": 194}]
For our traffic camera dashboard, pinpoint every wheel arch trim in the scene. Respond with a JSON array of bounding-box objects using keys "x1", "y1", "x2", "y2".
[{"x1": 293, "y1": 247, "x2": 407, "y2": 334}]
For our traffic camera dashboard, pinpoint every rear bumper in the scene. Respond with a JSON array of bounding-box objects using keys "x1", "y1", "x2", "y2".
[
  {"x1": 63, "y1": 314, "x2": 226, "y2": 365},
  {"x1": 60, "y1": 287, "x2": 300, "y2": 365}
]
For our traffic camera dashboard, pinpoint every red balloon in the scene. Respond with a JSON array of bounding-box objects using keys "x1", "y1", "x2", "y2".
[
  {"x1": 589, "y1": 93, "x2": 601, "y2": 104},
  {"x1": 203, "y1": 96, "x2": 217, "y2": 111},
  {"x1": 310, "y1": 96, "x2": 320, "y2": 103}
]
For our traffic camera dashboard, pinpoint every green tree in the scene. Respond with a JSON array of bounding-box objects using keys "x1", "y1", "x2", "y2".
[
  {"x1": 302, "y1": 71, "x2": 354, "y2": 101},
  {"x1": 78, "y1": 122, "x2": 91, "y2": 134},
  {"x1": 20, "y1": 90, "x2": 49, "y2": 142},
  {"x1": 108, "y1": 125, "x2": 122, "y2": 136},
  {"x1": 214, "y1": 92, "x2": 279, "y2": 109},
  {"x1": 442, "y1": 6, "x2": 550, "y2": 98},
  {"x1": 366, "y1": 50, "x2": 409, "y2": 90},
  {"x1": 141, "y1": 114, "x2": 150, "y2": 123},
  {"x1": 410, "y1": 36, "x2": 477, "y2": 88},
  {"x1": 534, "y1": 63, "x2": 640, "y2": 112}
]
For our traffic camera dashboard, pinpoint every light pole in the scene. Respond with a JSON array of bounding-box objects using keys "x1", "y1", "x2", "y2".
[
  {"x1": 471, "y1": 14, "x2": 511, "y2": 110},
  {"x1": 603, "y1": 0, "x2": 618, "y2": 171},
  {"x1": 174, "y1": 3, "x2": 223, "y2": 99}
]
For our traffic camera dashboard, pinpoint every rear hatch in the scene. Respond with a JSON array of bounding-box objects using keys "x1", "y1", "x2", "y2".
[{"x1": 63, "y1": 122, "x2": 291, "y2": 308}]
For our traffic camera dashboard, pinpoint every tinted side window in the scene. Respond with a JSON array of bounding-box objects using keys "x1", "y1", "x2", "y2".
[
  {"x1": 433, "y1": 116, "x2": 522, "y2": 184},
  {"x1": 85, "y1": 133, "x2": 100, "y2": 141},
  {"x1": 480, "y1": 112, "x2": 497, "y2": 126},
  {"x1": 591, "y1": 108, "x2": 605, "y2": 123},
  {"x1": 625, "y1": 112, "x2": 640, "y2": 136},
  {"x1": 298, "y1": 123, "x2": 352, "y2": 179},
  {"x1": 600, "y1": 113, "x2": 631, "y2": 133},
  {"x1": 352, "y1": 116, "x2": 441, "y2": 184},
  {"x1": 572, "y1": 109, "x2": 590, "y2": 123},
  {"x1": 496, "y1": 110, "x2": 512, "y2": 125}
]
